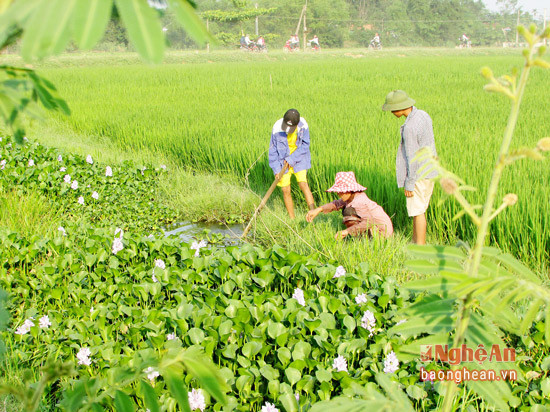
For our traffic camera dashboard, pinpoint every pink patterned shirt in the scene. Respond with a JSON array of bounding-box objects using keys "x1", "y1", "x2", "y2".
[{"x1": 321, "y1": 192, "x2": 393, "y2": 238}]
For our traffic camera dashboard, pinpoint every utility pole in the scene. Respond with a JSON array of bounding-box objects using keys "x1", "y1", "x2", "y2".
[
  {"x1": 206, "y1": 19, "x2": 210, "y2": 53},
  {"x1": 294, "y1": 2, "x2": 307, "y2": 51},
  {"x1": 255, "y1": 3, "x2": 259, "y2": 36},
  {"x1": 516, "y1": 9, "x2": 520, "y2": 47},
  {"x1": 303, "y1": 0, "x2": 307, "y2": 52},
  {"x1": 545, "y1": 9, "x2": 548, "y2": 45}
]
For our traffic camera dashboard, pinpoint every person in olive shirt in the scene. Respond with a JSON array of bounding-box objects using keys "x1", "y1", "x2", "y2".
[{"x1": 382, "y1": 90, "x2": 438, "y2": 244}]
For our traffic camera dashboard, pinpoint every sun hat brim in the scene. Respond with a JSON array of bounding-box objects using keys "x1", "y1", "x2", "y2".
[
  {"x1": 326, "y1": 183, "x2": 367, "y2": 193},
  {"x1": 382, "y1": 97, "x2": 415, "y2": 111}
]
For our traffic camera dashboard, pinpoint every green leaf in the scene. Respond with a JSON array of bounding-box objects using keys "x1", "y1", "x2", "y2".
[
  {"x1": 188, "y1": 327, "x2": 205, "y2": 345},
  {"x1": 140, "y1": 380, "x2": 160, "y2": 412},
  {"x1": 315, "y1": 368, "x2": 332, "y2": 383},
  {"x1": 403, "y1": 273, "x2": 465, "y2": 293},
  {"x1": 520, "y1": 298, "x2": 541, "y2": 335},
  {"x1": 292, "y1": 341, "x2": 311, "y2": 361},
  {"x1": 267, "y1": 322, "x2": 287, "y2": 339},
  {"x1": 242, "y1": 341, "x2": 262, "y2": 359},
  {"x1": 405, "y1": 385, "x2": 426, "y2": 400},
  {"x1": 541, "y1": 378, "x2": 550, "y2": 396},
  {"x1": 465, "y1": 378, "x2": 511, "y2": 412},
  {"x1": 0, "y1": 0, "x2": 41, "y2": 44},
  {"x1": 73, "y1": 0, "x2": 113, "y2": 49},
  {"x1": 21, "y1": 0, "x2": 77, "y2": 60},
  {"x1": 252, "y1": 270, "x2": 275, "y2": 288},
  {"x1": 278, "y1": 391, "x2": 299, "y2": 412},
  {"x1": 165, "y1": 371, "x2": 191, "y2": 412},
  {"x1": 406, "y1": 244, "x2": 466, "y2": 261},
  {"x1": 285, "y1": 367, "x2": 301, "y2": 386},
  {"x1": 310, "y1": 398, "x2": 391, "y2": 412},
  {"x1": 405, "y1": 259, "x2": 464, "y2": 274},
  {"x1": 115, "y1": 0, "x2": 164, "y2": 64},
  {"x1": 343, "y1": 315, "x2": 356, "y2": 332},
  {"x1": 492, "y1": 252, "x2": 539, "y2": 282},
  {"x1": 183, "y1": 355, "x2": 227, "y2": 404},
  {"x1": 167, "y1": 0, "x2": 213, "y2": 45},
  {"x1": 114, "y1": 390, "x2": 136, "y2": 412},
  {"x1": 388, "y1": 315, "x2": 453, "y2": 339}
]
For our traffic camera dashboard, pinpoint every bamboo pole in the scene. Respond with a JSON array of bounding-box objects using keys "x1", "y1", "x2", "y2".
[{"x1": 241, "y1": 163, "x2": 289, "y2": 238}]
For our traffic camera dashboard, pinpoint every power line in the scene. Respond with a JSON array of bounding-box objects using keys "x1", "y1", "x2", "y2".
[{"x1": 254, "y1": 15, "x2": 523, "y2": 23}]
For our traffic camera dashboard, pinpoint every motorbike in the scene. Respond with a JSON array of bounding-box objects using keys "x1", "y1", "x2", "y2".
[
  {"x1": 307, "y1": 40, "x2": 321, "y2": 51},
  {"x1": 240, "y1": 42, "x2": 260, "y2": 52},
  {"x1": 283, "y1": 41, "x2": 300, "y2": 52},
  {"x1": 368, "y1": 40, "x2": 382, "y2": 50}
]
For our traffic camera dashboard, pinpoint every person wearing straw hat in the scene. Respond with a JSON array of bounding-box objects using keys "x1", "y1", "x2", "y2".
[
  {"x1": 306, "y1": 171, "x2": 393, "y2": 240},
  {"x1": 382, "y1": 90, "x2": 438, "y2": 245},
  {"x1": 269, "y1": 108, "x2": 315, "y2": 219}
]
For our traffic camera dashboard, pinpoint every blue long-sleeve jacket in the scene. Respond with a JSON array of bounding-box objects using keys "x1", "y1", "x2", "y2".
[{"x1": 268, "y1": 118, "x2": 311, "y2": 175}]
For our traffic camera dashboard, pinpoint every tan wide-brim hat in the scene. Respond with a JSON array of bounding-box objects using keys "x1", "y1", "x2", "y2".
[{"x1": 382, "y1": 90, "x2": 415, "y2": 111}]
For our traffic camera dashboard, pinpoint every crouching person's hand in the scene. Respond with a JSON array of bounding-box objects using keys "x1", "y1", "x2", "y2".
[
  {"x1": 306, "y1": 207, "x2": 322, "y2": 223},
  {"x1": 335, "y1": 229, "x2": 349, "y2": 240}
]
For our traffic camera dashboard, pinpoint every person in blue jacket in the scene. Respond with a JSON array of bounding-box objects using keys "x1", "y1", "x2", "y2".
[{"x1": 268, "y1": 109, "x2": 315, "y2": 219}]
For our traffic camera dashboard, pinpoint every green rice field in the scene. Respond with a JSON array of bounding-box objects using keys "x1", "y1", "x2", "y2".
[{"x1": 28, "y1": 49, "x2": 550, "y2": 271}]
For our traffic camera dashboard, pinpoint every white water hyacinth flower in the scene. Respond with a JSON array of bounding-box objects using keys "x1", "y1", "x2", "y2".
[
  {"x1": 39, "y1": 315, "x2": 51, "y2": 329},
  {"x1": 112, "y1": 237, "x2": 123, "y2": 255},
  {"x1": 57, "y1": 154, "x2": 62, "y2": 162},
  {"x1": 190, "y1": 240, "x2": 207, "y2": 257},
  {"x1": 145, "y1": 367, "x2": 160, "y2": 382},
  {"x1": 361, "y1": 310, "x2": 376, "y2": 337},
  {"x1": 71, "y1": 180, "x2": 78, "y2": 190},
  {"x1": 154, "y1": 259, "x2": 166, "y2": 269},
  {"x1": 333, "y1": 265, "x2": 346, "y2": 278},
  {"x1": 58, "y1": 226, "x2": 67, "y2": 236},
  {"x1": 261, "y1": 402, "x2": 279, "y2": 412},
  {"x1": 63, "y1": 174, "x2": 71, "y2": 183},
  {"x1": 292, "y1": 288, "x2": 306, "y2": 307},
  {"x1": 355, "y1": 293, "x2": 368, "y2": 304},
  {"x1": 90, "y1": 307, "x2": 94, "y2": 315},
  {"x1": 188, "y1": 388, "x2": 206, "y2": 411},
  {"x1": 23, "y1": 136, "x2": 28, "y2": 142},
  {"x1": 60, "y1": 167, "x2": 66, "y2": 172},
  {"x1": 92, "y1": 191, "x2": 99, "y2": 200},
  {"x1": 105, "y1": 166, "x2": 113, "y2": 177},
  {"x1": 114, "y1": 227, "x2": 123, "y2": 238},
  {"x1": 383, "y1": 351, "x2": 400, "y2": 374},
  {"x1": 160, "y1": 164, "x2": 167, "y2": 170},
  {"x1": 167, "y1": 332, "x2": 177, "y2": 341},
  {"x1": 28, "y1": 159, "x2": 34, "y2": 167},
  {"x1": 295, "y1": 393, "x2": 299, "y2": 402},
  {"x1": 86, "y1": 155, "x2": 93, "y2": 164},
  {"x1": 77, "y1": 347, "x2": 92, "y2": 366},
  {"x1": 6, "y1": 143, "x2": 11, "y2": 149},
  {"x1": 332, "y1": 355, "x2": 348, "y2": 372},
  {"x1": 0, "y1": 159, "x2": 6, "y2": 170},
  {"x1": 77, "y1": 196, "x2": 84, "y2": 205},
  {"x1": 14, "y1": 318, "x2": 35, "y2": 335},
  {"x1": 152, "y1": 273, "x2": 159, "y2": 283}
]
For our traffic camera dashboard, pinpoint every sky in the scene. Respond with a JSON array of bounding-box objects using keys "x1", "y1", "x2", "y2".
[{"x1": 482, "y1": 0, "x2": 550, "y2": 15}]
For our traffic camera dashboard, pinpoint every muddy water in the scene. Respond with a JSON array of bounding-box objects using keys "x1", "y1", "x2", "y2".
[{"x1": 163, "y1": 221, "x2": 243, "y2": 245}]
